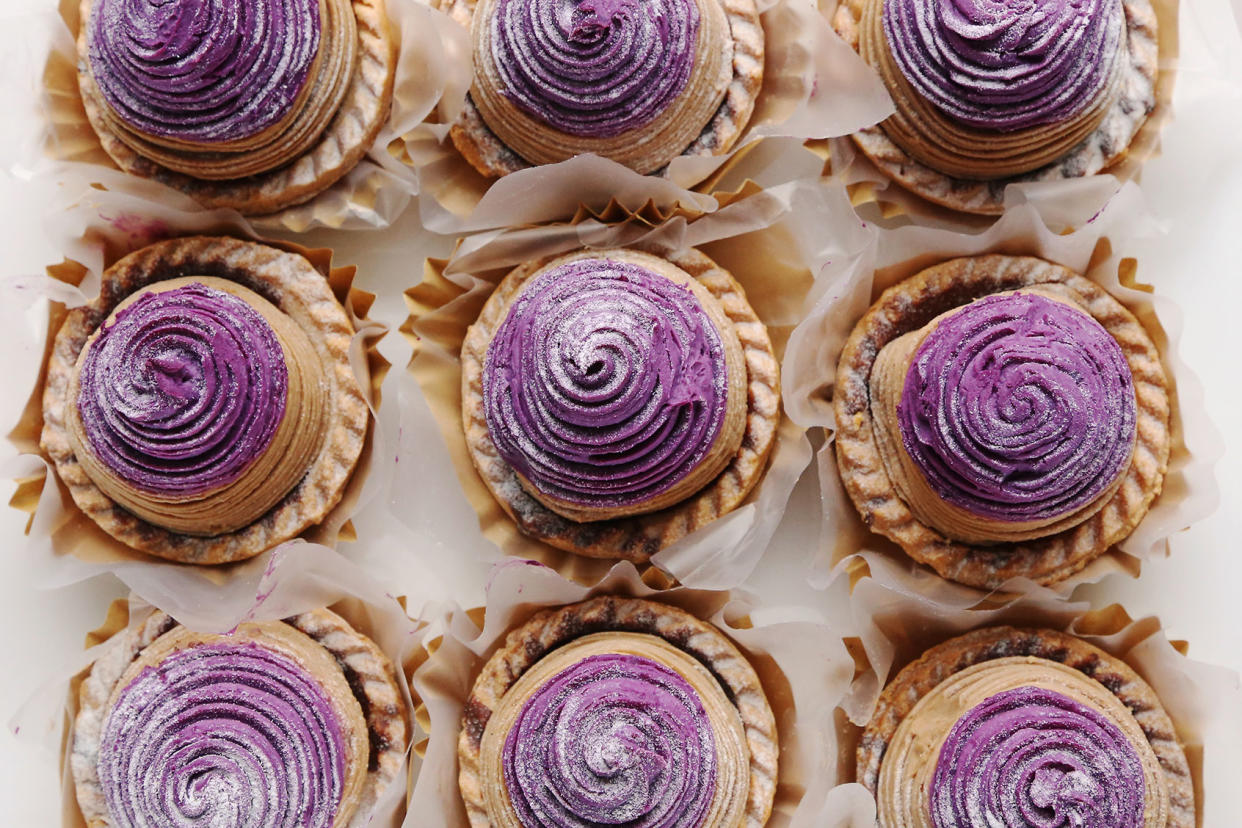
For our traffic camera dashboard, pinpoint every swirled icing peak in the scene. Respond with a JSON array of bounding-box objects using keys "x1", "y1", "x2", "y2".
[
  {"x1": 882, "y1": 0, "x2": 1125, "y2": 131},
  {"x1": 898, "y1": 292, "x2": 1135, "y2": 523},
  {"x1": 88, "y1": 0, "x2": 322, "y2": 143},
  {"x1": 488, "y1": 0, "x2": 699, "y2": 137},
  {"x1": 483, "y1": 257, "x2": 730, "y2": 512},
  {"x1": 502, "y1": 653, "x2": 717, "y2": 827},
  {"x1": 75, "y1": 282, "x2": 288, "y2": 498},
  {"x1": 931, "y1": 685, "x2": 1146, "y2": 828},
  {"x1": 98, "y1": 641, "x2": 346, "y2": 828}
]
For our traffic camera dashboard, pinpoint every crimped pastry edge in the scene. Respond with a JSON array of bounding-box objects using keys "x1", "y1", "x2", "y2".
[
  {"x1": 832, "y1": 0, "x2": 1160, "y2": 216},
  {"x1": 70, "y1": 608, "x2": 410, "y2": 828},
  {"x1": 439, "y1": 0, "x2": 764, "y2": 178},
  {"x1": 76, "y1": 0, "x2": 397, "y2": 217},
  {"x1": 456, "y1": 595, "x2": 778, "y2": 828},
  {"x1": 857, "y1": 626, "x2": 1195, "y2": 828},
  {"x1": 39, "y1": 236, "x2": 369, "y2": 565},
  {"x1": 832, "y1": 255, "x2": 1171, "y2": 588},
  {"x1": 460, "y1": 245, "x2": 781, "y2": 561}
]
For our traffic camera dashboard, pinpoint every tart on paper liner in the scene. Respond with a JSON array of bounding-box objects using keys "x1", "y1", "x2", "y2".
[
  {"x1": 9, "y1": 192, "x2": 390, "y2": 578},
  {"x1": 820, "y1": 571, "x2": 1240, "y2": 827},
  {"x1": 39, "y1": 0, "x2": 471, "y2": 230},
  {"x1": 12, "y1": 546, "x2": 422, "y2": 828},
  {"x1": 822, "y1": 0, "x2": 1177, "y2": 223},
  {"x1": 780, "y1": 183, "x2": 1218, "y2": 598},
  {"x1": 400, "y1": 183, "x2": 836, "y2": 591},
  {"x1": 402, "y1": 0, "x2": 893, "y2": 232},
  {"x1": 407, "y1": 559, "x2": 859, "y2": 827}
]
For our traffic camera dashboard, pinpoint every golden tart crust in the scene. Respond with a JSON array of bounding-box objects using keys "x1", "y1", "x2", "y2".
[
  {"x1": 460, "y1": 246, "x2": 780, "y2": 561},
  {"x1": 40, "y1": 236, "x2": 369, "y2": 565},
  {"x1": 833, "y1": 255, "x2": 1170, "y2": 588}
]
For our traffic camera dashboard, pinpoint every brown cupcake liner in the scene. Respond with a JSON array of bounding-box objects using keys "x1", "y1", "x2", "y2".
[
  {"x1": 781, "y1": 183, "x2": 1220, "y2": 599},
  {"x1": 6, "y1": 185, "x2": 391, "y2": 589},
  {"x1": 36, "y1": 0, "x2": 464, "y2": 231},
  {"x1": 400, "y1": 186, "x2": 820, "y2": 590},
  {"x1": 11, "y1": 545, "x2": 422, "y2": 828},
  {"x1": 820, "y1": 0, "x2": 1178, "y2": 227},
  {"x1": 406, "y1": 559, "x2": 858, "y2": 827},
  {"x1": 825, "y1": 574, "x2": 1241, "y2": 826},
  {"x1": 404, "y1": 0, "x2": 892, "y2": 232}
]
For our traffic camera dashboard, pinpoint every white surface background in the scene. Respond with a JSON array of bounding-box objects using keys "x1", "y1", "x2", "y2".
[{"x1": 1, "y1": 0, "x2": 1241, "y2": 823}]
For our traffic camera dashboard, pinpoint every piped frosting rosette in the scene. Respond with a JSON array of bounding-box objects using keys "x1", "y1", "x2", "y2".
[
  {"x1": 445, "y1": 0, "x2": 763, "y2": 176},
  {"x1": 458, "y1": 596, "x2": 777, "y2": 827},
  {"x1": 71, "y1": 610, "x2": 408, "y2": 828},
  {"x1": 461, "y1": 247, "x2": 779, "y2": 559},
  {"x1": 76, "y1": 0, "x2": 396, "y2": 214},
  {"x1": 834, "y1": 0, "x2": 1161, "y2": 213},
  {"x1": 859, "y1": 627, "x2": 1194, "y2": 827},
  {"x1": 40, "y1": 237, "x2": 369, "y2": 564},
  {"x1": 834, "y1": 256, "x2": 1170, "y2": 588}
]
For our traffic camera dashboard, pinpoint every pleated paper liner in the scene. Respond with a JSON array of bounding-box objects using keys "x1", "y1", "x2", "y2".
[
  {"x1": 7, "y1": 187, "x2": 391, "y2": 590},
  {"x1": 812, "y1": 0, "x2": 1179, "y2": 229},
  {"x1": 406, "y1": 559, "x2": 857, "y2": 827},
  {"x1": 15, "y1": 545, "x2": 422, "y2": 828},
  {"x1": 823, "y1": 573, "x2": 1240, "y2": 827},
  {"x1": 38, "y1": 0, "x2": 466, "y2": 231},
  {"x1": 780, "y1": 183, "x2": 1220, "y2": 602},
  {"x1": 399, "y1": 183, "x2": 842, "y2": 593},
  {"x1": 400, "y1": 0, "x2": 893, "y2": 233}
]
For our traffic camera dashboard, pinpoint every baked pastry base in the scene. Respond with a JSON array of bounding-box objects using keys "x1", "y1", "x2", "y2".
[
  {"x1": 439, "y1": 0, "x2": 764, "y2": 178},
  {"x1": 832, "y1": 0, "x2": 1159, "y2": 215},
  {"x1": 76, "y1": 0, "x2": 396, "y2": 217},
  {"x1": 71, "y1": 609, "x2": 408, "y2": 828},
  {"x1": 460, "y1": 246, "x2": 780, "y2": 561},
  {"x1": 858, "y1": 626, "x2": 1195, "y2": 828},
  {"x1": 40, "y1": 236, "x2": 369, "y2": 564},
  {"x1": 834, "y1": 255, "x2": 1171, "y2": 588},
  {"x1": 457, "y1": 595, "x2": 778, "y2": 827}
]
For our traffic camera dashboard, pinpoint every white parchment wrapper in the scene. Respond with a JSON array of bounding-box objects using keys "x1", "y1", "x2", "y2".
[
  {"x1": 781, "y1": 181, "x2": 1222, "y2": 598},
  {"x1": 407, "y1": 559, "x2": 857, "y2": 827},
  {"x1": 820, "y1": 574, "x2": 1242, "y2": 827},
  {"x1": 404, "y1": 0, "x2": 894, "y2": 233},
  {"x1": 10, "y1": 543, "x2": 424, "y2": 828},
  {"x1": 395, "y1": 180, "x2": 875, "y2": 602},
  {"x1": 1, "y1": 173, "x2": 399, "y2": 617},
  {"x1": 23, "y1": 0, "x2": 471, "y2": 232}
]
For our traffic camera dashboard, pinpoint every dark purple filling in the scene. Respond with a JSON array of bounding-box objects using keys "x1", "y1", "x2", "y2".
[
  {"x1": 88, "y1": 0, "x2": 321, "y2": 143},
  {"x1": 931, "y1": 686, "x2": 1146, "y2": 827},
  {"x1": 482, "y1": 258, "x2": 730, "y2": 510},
  {"x1": 98, "y1": 641, "x2": 347, "y2": 828},
  {"x1": 489, "y1": 0, "x2": 698, "y2": 137},
  {"x1": 76, "y1": 282, "x2": 288, "y2": 498},
  {"x1": 502, "y1": 653, "x2": 717, "y2": 827},
  {"x1": 883, "y1": 0, "x2": 1124, "y2": 131},
  {"x1": 897, "y1": 292, "x2": 1135, "y2": 523}
]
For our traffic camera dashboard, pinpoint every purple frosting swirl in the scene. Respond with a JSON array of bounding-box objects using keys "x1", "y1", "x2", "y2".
[
  {"x1": 88, "y1": 0, "x2": 321, "y2": 143},
  {"x1": 898, "y1": 293, "x2": 1135, "y2": 524},
  {"x1": 502, "y1": 653, "x2": 717, "y2": 827},
  {"x1": 489, "y1": 0, "x2": 699, "y2": 137},
  {"x1": 882, "y1": 0, "x2": 1124, "y2": 131},
  {"x1": 76, "y1": 282, "x2": 288, "y2": 498},
  {"x1": 931, "y1": 686, "x2": 1146, "y2": 828},
  {"x1": 483, "y1": 258, "x2": 730, "y2": 511},
  {"x1": 98, "y1": 642, "x2": 347, "y2": 828}
]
